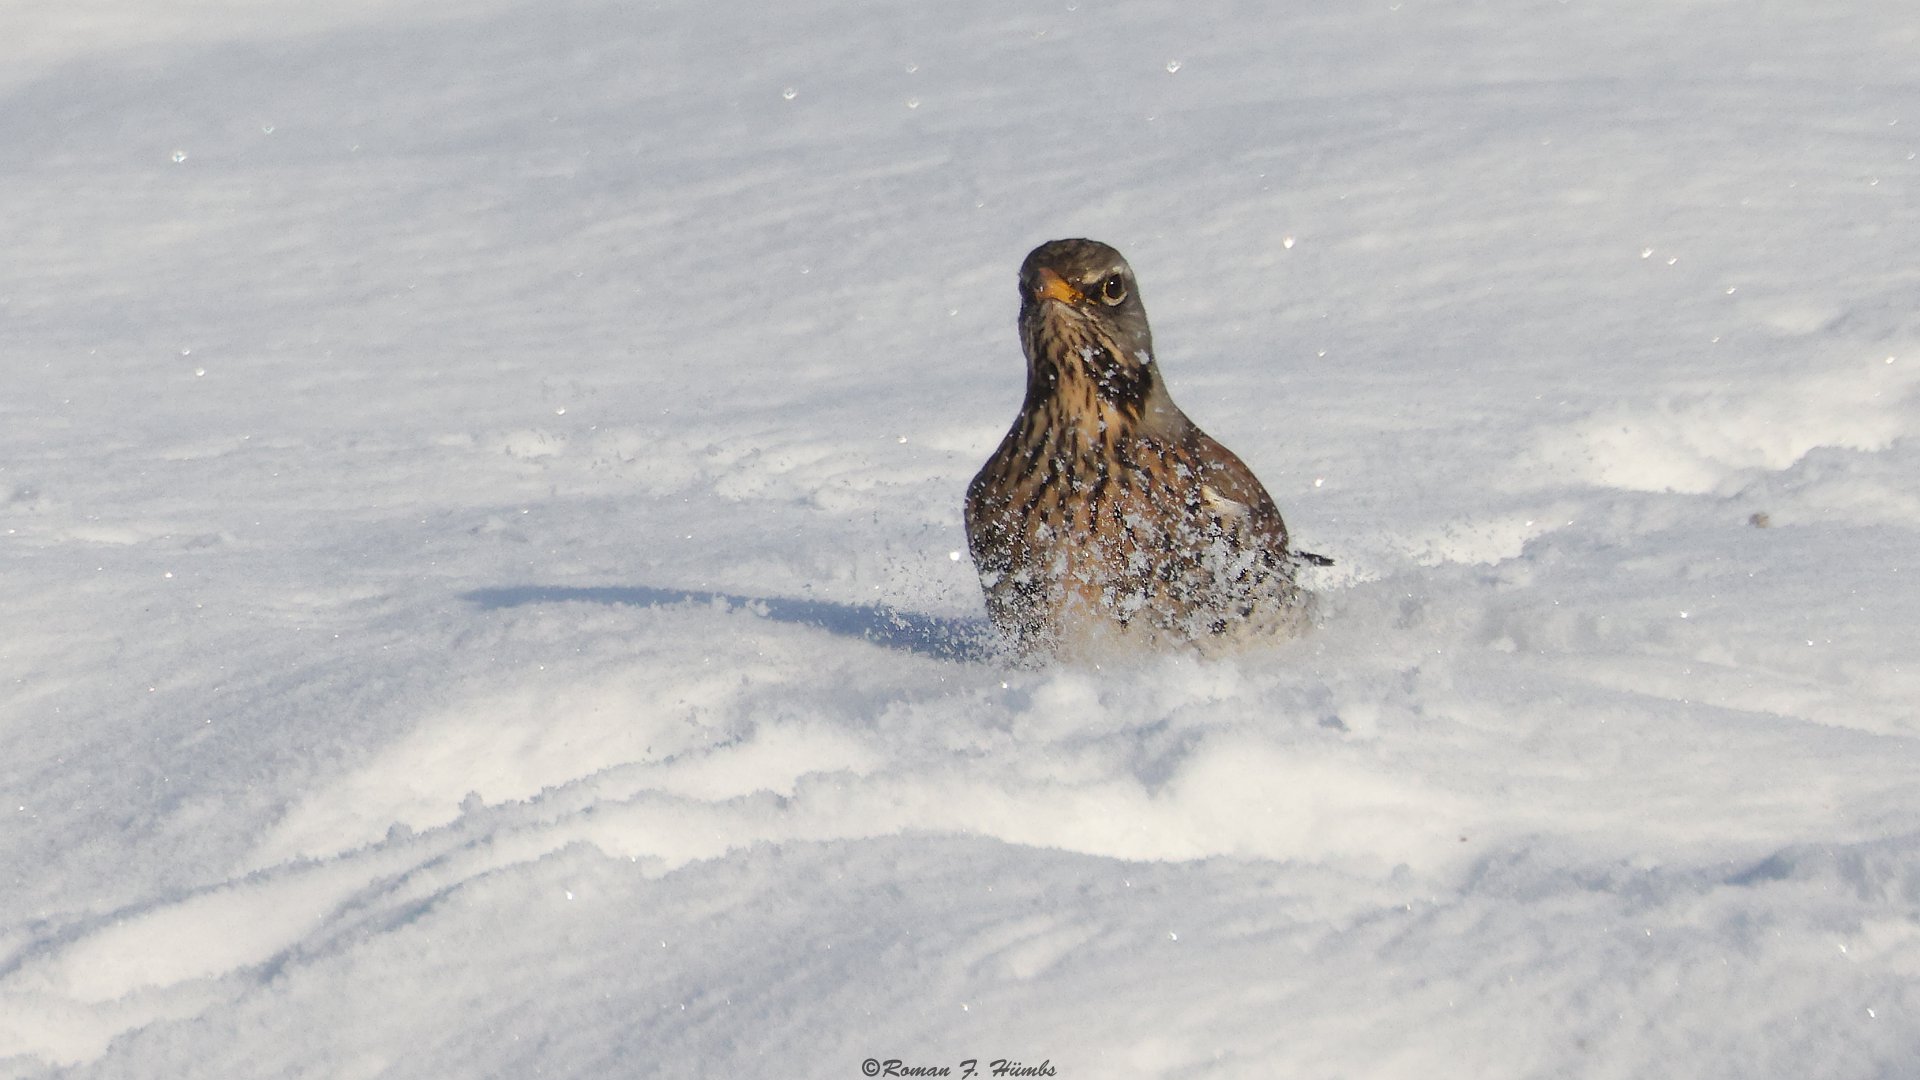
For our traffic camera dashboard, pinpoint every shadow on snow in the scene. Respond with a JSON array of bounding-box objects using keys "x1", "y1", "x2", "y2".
[{"x1": 463, "y1": 584, "x2": 997, "y2": 664}]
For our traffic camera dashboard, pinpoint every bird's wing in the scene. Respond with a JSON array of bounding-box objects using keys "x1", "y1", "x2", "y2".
[{"x1": 1183, "y1": 428, "x2": 1292, "y2": 555}]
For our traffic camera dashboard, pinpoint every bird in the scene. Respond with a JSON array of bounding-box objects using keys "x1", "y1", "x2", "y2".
[{"x1": 964, "y1": 238, "x2": 1326, "y2": 659}]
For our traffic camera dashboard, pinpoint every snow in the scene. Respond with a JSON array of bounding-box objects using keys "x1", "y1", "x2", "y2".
[{"x1": 4, "y1": 0, "x2": 1919, "y2": 1075}]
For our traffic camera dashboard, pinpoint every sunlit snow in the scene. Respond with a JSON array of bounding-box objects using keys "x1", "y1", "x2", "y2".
[{"x1": 3, "y1": 0, "x2": 1918, "y2": 1076}]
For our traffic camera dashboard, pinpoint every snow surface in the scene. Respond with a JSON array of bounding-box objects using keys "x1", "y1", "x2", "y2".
[{"x1": 4, "y1": 0, "x2": 1920, "y2": 1075}]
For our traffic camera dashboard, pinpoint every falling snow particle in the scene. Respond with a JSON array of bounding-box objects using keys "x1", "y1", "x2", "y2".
[
  {"x1": 906, "y1": 98, "x2": 920, "y2": 110},
  {"x1": 1166, "y1": 60, "x2": 1181, "y2": 73},
  {"x1": 781, "y1": 87, "x2": 797, "y2": 100},
  {"x1": 1282, "y1": 236, "x2": 1296, "y2": 249},
  {"x1": 171, "y1": 150, "x2": 188, "y2": 163}
]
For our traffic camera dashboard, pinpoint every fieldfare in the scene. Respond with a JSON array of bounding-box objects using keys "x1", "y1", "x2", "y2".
[{"x1": 965, "y1": 238, "x2": 1325, "y2": 658}]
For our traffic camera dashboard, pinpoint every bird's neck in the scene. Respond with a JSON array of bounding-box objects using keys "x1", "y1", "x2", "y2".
[
  {"x1": 1018, "y1": 354, "x2": 1185, "y2": 463},
  {"x1": 1023, "y1": 320, "x2": 1157, "y2": 403}
]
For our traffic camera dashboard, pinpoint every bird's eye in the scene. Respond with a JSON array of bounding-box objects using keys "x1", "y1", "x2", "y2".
[{"x1": 1099, "y1": 274, "x2": 1128, "y2": 305}]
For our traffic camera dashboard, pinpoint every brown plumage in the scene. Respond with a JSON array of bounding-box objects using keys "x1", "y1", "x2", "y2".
[{"x1": 964, "y1": 239, "x2": 1325, "y2": 659}]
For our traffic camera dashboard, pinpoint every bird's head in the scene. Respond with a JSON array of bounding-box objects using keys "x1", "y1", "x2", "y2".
[{"x1": 1017, "y1": 238, "x2": 1158, "y2": 411}]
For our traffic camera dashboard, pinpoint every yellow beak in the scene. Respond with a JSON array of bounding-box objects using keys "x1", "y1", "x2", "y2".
[{"x1": 1033, "y1": 267, "x2": 1083, "y2": 305}]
